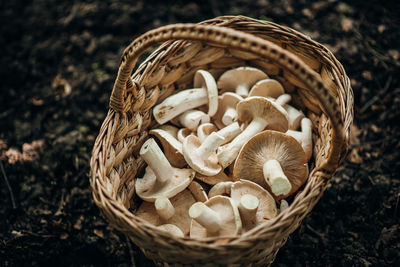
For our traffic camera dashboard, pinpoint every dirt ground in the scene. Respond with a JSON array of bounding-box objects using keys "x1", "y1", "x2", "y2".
[{"x1": 1, "y1": 0, "x2": 399, "y2": 266}]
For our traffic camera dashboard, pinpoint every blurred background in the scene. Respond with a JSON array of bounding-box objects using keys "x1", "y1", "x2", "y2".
[{"x1": 1, "y1": 0, "x2": 399, "y2": 266}]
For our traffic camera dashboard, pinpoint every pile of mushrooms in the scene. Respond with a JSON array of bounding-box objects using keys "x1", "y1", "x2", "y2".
[{"x1": 134, "y1": 66, "x2": 313, "y2": 238}]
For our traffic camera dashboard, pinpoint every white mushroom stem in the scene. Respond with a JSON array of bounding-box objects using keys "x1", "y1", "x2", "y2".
[
  {"x1": 286, "y1": 105, "x2": 305, "y2": 130},
  {"x1": 236, "y1": 84, "x2": 250, "y2": 96},
  {"x1": 153, "y1": 88, "x2": 208, "y2": 124},
  {"x1": 263, "y1": 159, "x2": 292, "y2": 196},
  {"x1": 275, "y1": 94, "x2": 291, "y2": 106},
  {"x1": 216, "y1": 122, "x2": 242, "y2": 144},
  {"x1": 238, "y1": 194, "x2": 259, "y2": 222},
  {"x1": 218, "y1": 117, "x2": 268, "y2": 168},
  {"x1": 222, "y1": 107, "x2": 238, "y2": 126},
  {"x1": 279, "y1": 199, "x2": 289, "y2": 213},
  {"x1": 196, "y1": 132, "x2": 225, "y2": 159},
  {"x1": 189, "y1": 202, "x2": 221, "y2": 233},
  {"x1": 155, "y1": 197, "x2": 175, "y2": 221},
  {"x1": 140, "y1": 138, "x2": 174, "y2": 184},
  {"x1": 178, "y1": 110, "x2": 210, "y2": 130},
  {"x1": 286, "y1": 118, "x2": 313, "y2": 160}
]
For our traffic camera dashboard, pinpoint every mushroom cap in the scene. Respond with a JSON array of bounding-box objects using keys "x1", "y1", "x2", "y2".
[
  {"x1": 237, "y1": 96, "x2": 289, "y2": 133},
  {"x1": 149, "y1": 128, "x2": 186, "y2": 168},
  {"x1": 136, "y1": 166, "x2": 195, "y2": 202},
  {"x1": 195, "y1": 170, "x2": 233, "y2": 185},
  {"x1": 197, "y1": 123, "x2": 217, "y2": 142},
  {"x1": 248, "y1": 79, "x2": 285, "y2": 98},
  {"x1": 193, "y1": 70, "x2": 218, "y2": 116},
  {"x1": 182, "y1": 135, "x2": 222, "y2": 176},
  {"x1": 233, "y1": 130, "x2": 308, "y2": 200},
  {"x1": 212, "y1": 92, "x2": 243, "y2": 129},
  {"x1": 136, "y1": 189, "x2": 196, "y2": 236},
  {"x1": 188, "y1": 180, "x2": 208, "y2": 202},
  {"x1": 217, "y1": 67, "x2": 268, "y2": 96},
  {"x1": 231, "y1": 180, "x2": 278, "y2": 231},
  {"x1": 190, "y1": 196, "x2": 242, "y2": 238},
  {"x1": 177, "y1": 128, "x2": 194, "y2": 143},
  {"x1": 157, "y1": 224, "x2": 184, "y2": 237}
]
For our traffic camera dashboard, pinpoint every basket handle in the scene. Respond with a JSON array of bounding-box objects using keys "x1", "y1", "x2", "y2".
[{"x1": 110, "y1": 23, "x2": 345, "y2": 172}]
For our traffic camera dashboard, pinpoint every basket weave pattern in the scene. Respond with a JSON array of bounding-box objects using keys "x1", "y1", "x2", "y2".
[{"x1": 90, "y1": 16, "x2": 353, "y2": 266}]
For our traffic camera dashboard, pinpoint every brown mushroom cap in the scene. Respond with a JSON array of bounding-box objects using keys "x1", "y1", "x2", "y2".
[
  {"x1": 237, "y1": 97, "x2": 289, "y2": 133},
  {"x1": 217, "y1": 67, "x2": 268, "y2": 96},
  {"x1": 212, "y1": 92, "x2": 243, "y2": 129},
  {"x1": 136, "y1": 189, "x2": 196, "y2": 236},
  {"x1": 231, "y1": 180, "x2": 278, "y2": 231},
  {"x1": 189, "y1": 196, "x2": 242, "y2": 238},
  {"x1": 248, "y1": 79, "x2": 285, "y2": 98},
  {"x1": 233, "y1": 130, "x2": 308, "y2": 200}
]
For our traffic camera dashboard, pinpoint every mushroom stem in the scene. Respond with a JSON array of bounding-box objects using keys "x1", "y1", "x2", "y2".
[
  {"x1": 155, "y1": 197, "x2": 175, "y2": 221},
  {"x1": 189, "y1": 202, "x2": 222, "y2": 233},
  {"x1": 263, "y1": 159, "x2": 292, "y2": 196},
  {"x1": 196, "y1": 132, "x2": 225, "y2": 159},
  {"x1": 178, "y1": 110, "x2": 210, "y2": 130},
  {"x1": 153, "y1": 88, "x2": 208, "y2": 124},
  {"x1": 140, "y1": 138, "x2": 174, "y2": 184},
  {"x1": 236, "y1": 84, "x2": 249, "y2": 96},
  {"x1": 238, "y1": 194, "x2": 259, "y2": 222},
  {"x1": 218, "y1": 117, "x2": 268, "y2": 168},
  {"x1": 222, "y1": 107, "x2": 237, "y2": 126},
  {"x1": 279, "y1": 199, "x2": 289, "y2": 213},
  {"x1": 275, "y1": 94, "x2": 291, "y2": 106},
  {"x1": 157, "y1": 224, "x2": 184, "y2": 237},
  {"x1": 216, "y1": 122, "x2": 242, "y2": 144}
]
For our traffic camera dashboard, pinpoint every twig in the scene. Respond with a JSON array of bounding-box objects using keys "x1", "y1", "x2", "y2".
[
  {"x1": 360, "y1": 76, "x2": 392, "y2": 114},
  {"x1": 125, "y1": 235, "x2": 136, "y2": 267},
  {"x1": 0, "y1": 160, "x2": 16, "y2": 209}
]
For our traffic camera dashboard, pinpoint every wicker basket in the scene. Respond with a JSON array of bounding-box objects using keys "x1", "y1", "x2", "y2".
[{"x1": 90, "y1": 15, "x2": 353, "y2": 266}]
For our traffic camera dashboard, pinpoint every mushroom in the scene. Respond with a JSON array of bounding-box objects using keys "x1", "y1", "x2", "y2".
[
  {"x1": 188, "y1": 180, "x2": 208, "y2": 202},
  {"x1": 231, "y1": 180, "x2": 277, "y2": 231},
  {"x1": 135, "y1": 138, "x2": 195, "y2": 202},
  {"x1": 189, "y1": 196, "x2": 242, "y2": 238},
  {"x1": 195, "y1": 171, "x2": 233, "y2": 185},
  {"x1": 279, "y1": 199, "x2": 289, "y2": 213},
  {"x1": 173, "y1": 109, "x2": 210, "y2": 130},
  {"x1": 217, "y1": 96, "x2": 289, "y2": 168},
  {"x1": 136, "y1": 189, "x2": 196, "y2": 236},
  {"x1": 212, "y1": 92, "x2": 243, "y2": 129},
  {"x1": 273, "y1": 94, "x2": 305, "y2": 130},
  {"x1": 157, "y1": 224, "x2": 184, "y2": 238},
  {"x1": 197, "y1": 123, "x2": 218, "y2": 142},
  {"x1": 153, "y1": 69, "x2": 218, "y2": 124},
  {"x1": 248, "y1": 79, "x2": 285, "y2": 98},
  {"x1": 217, "y1": 67, "x2": 268, "y2": 97},
  {"x1": 183, "y1": 132, "x2": 225, "y2": 176},
  {"x1": 149, "y1": 127, "x2": 186, "y2": 168},
  {"x1": 285, "y1": 117, "x2": 313, "y2": 161},
  {"x1": 216, "y1": 122, "x2": 242, "y2": 145},
  {"x1": 208, "y1": 181, "x2": 233, "y2": 198},
  {"x1": 233, "y1": 130, "x2": 309, "y2": 199},
  {"x1": 177, "y1": 128, "x2": 194, "y2": 143}
]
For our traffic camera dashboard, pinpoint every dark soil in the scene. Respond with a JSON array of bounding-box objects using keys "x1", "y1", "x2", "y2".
[{"x1": 1, "y1": 0, "x2": 399, "y2": 266}]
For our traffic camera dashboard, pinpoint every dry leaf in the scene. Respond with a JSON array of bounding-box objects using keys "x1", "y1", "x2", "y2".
[
  {"x1": 348, "y1": 148, "x2": 363, "y2": 164},
  {"x1": 341, "y1": 17, "x2": 354, "y2": 32},
  {"x1": 94, "y1": 229, "x2": 104, "y2": 238}
]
